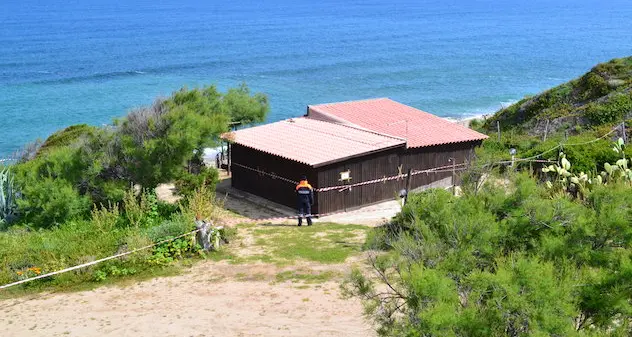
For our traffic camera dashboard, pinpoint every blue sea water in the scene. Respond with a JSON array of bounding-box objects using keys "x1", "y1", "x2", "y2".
[{"x1": 1, "y1": 0, "x2": 631, "y2": 157}]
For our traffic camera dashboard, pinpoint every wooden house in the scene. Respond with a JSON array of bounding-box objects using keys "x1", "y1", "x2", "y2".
[{"x1": 226, "y1": 98, "x2": 488, "y2": 214}]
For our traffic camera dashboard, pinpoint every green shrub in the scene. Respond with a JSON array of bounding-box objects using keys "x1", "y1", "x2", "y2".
[
  {"x1": 114, "y1": 85, "x2": 267, "y2": 190},
  {"x1": 585, "y1": 92, "x2": 632, "y2": 125},
  {"x1": 347, "y1": 173, "x2": 632, "y2": 335},
  {"x1": 3, "y1": 84, "x2": 268, "y2": 230},
  {"x1": 156, "y1": 201, "x2": 179, "y2": 219},
  {"x1": 93, "y1": 264, "x2": 138, "y2": 282},
  {"x1": 147, "y1": 237, "x2": 200, "y2": 266},
  {"x1": 90, "y1": 203, "x2": 121, "y2": 234},
  {"x1": 16, "y1": 177, "x2": 90, "y2": 228},
  {"x1": 174, "y1": 166, "x2": 219, "y2": 198},
  {"x1": 91, "y1": 180, "x2": 127, "y2": 206},
  {"x1": 122, "y1": 189, "x2": 160, "y2": 228},
  {"x1": 37, "y1": 124, "x2": 96, "y2": 156},
  {"x1": 144, "y1": 218, "x2": 193, "y2": 242},
  {"x1": 580, "y1": 71, "x2": 610, "y2": 100}
]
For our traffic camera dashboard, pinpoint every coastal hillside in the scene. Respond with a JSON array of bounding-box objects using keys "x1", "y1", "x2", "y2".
[{"x1": 484, "y1": 56, "x2": 632, "y2": 135}]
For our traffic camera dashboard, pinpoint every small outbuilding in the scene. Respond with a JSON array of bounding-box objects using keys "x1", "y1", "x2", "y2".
[{"x1": 225, "y1": 98, "x2": 488, "y2": 215}]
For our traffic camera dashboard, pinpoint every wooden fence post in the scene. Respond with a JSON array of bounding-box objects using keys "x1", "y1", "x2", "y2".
[{"x1": 404, "y1": 168, "x2": 412, "y2": 205}]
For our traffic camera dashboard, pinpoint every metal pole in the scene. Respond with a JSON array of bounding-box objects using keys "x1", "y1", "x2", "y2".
[
  {"x1": 449, "y1": 158, "x2": 456, "y2": 196},
  {"x1": 497, "y1": 121, "x2": 501, "y2": 142},
  {"x1": 227, "y1": 142, "x2": 231, "y2": 175},
  {"x1": 404, "y1": 168, "x2": 412, "y2": 205}
]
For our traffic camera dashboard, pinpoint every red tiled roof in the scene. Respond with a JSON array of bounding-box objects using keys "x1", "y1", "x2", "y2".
[
  {"x1": 308, "y1": 98, "x2": 488, "y2": 148},
  {"x1": 226, "y1": 117, "x2": 405, "y2": 167}
]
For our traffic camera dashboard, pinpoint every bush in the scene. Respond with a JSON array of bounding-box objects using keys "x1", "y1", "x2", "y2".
[
  {"x1": 585, "y1": 92, "x2": 632, "y2": 125},
  {"x1": 144, "y1": 218, "x2": 193, "y2": 242},
  {"x1": 4, "y1": 83, "x2": 268, "y2": 230},
  {"x1": 345, "y1": 173, "x2": 632, "y2": 336},
  {"x1": 144, "y1": 217, "x2": 200, "y2": 266},
  {"x1": 16, "y1": 177, "x2": 91, "y2": 228},
  {"x1": 580, "y1": 71, "x2": 610, "y2": 100},
  {"x1": 36, "y1": 124, "x2": 96, "y2": 156},
  {"x1": 0, "y1": 83, "x2": 268, "y2": 292},
  {"x1": 175, "y1": 166, "x2": 219, "y2": 198},
  {"x1": 90, "y1": 203, "x2": 121, "y2": 234},
  {"x1": 181, "y1": 185, "x2": 225, "y2": 222},
  {"x1": 122, "y1": 189, "x2": 160, "y2": 228},
  {"x1": 114, "y1": 85, "x2": 268, "y2": 190}
]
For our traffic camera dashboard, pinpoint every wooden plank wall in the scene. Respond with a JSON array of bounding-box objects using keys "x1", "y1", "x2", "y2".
[
  {"x1": 401, "y1": 141, "x2": 480, "y2": 189},
  {"x1": 316, "y1": 141, "x2": 481, "y2": 214},
  {"x1": 316, "y1": 147, "x2": 404, "y2": 214},
  {"x1": 231, "y1": 141, "x2": 481, "y2": 215},
  {"x1": 230, "y1": 144, "x2": 314, "y2": 211}
]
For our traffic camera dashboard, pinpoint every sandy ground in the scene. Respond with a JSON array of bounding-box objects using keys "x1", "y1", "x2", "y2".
[
  {"x1": 319, "y1": 200, "x2": 400, "y2": 225},
  {"x1": 0, "y1": 263, "x2": 373, "y2": 337}
]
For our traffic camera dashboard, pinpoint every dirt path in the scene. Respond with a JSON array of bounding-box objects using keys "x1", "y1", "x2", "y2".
[
  {"x1": 0, "y1": 221, "x2": 378, "y2": 337},
  {"x1": 0, "y1": 267, "x2": 372, "y2": 337}
]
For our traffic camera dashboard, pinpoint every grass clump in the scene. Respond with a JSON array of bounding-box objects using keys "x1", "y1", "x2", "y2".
[
  {"x1": 275, "y1": 270, "x2": 337, "y2": 284},
  {"x1": 249, "y1": 223, "x2": 368, "y2": 265}
]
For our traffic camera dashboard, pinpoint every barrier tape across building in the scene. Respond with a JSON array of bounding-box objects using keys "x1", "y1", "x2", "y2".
[{"x1": 231, "y1": 162, "x2": 469, "y2": 193}]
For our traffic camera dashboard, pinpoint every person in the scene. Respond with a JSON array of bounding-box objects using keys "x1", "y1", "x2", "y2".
[{"x1": 295, "y1": 175, "x2": 314, "y2": 226}]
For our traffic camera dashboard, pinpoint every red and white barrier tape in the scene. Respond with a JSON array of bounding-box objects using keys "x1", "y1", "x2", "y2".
[
  {"x1": 231, "y1": 161, "x2": 468, "y2": 193},
  {"x1": 0, "y1": 210, "x2": 362, "y2": 289},
  {"x1": 0, "y1": 229, "x2": 200, "y2": 290},
  {"x1": 232, "y1": 158, "x2": 557, "y2": 193},
  {"x1": 219, "y1": 206, "x2": 376, "y2": 226},
  {"x1": 316, "y1": 164, "x2": 466, "y2": 192},
  {"x1": 231, "y1": 162, "x2": 299, "y2": 185}
]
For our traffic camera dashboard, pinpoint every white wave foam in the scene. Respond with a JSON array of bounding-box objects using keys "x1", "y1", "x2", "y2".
[{"x1": 444, "y1": 99, "x2": 521, "y2": 122}]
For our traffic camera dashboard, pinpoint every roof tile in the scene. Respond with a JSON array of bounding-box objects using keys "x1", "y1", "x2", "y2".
[
  {"x1": 308, "y1": 98, "x2": 488, "y2": 148},
  {"x1": 226, "y1": 117, "x2": 405, "y2": 167}
]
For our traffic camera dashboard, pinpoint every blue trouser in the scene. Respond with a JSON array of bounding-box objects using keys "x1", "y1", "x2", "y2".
[{"x1": 297, "y1": 201, "x2": 312, "y2": 226}]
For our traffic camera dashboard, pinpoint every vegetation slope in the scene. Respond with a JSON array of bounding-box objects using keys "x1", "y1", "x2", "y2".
[
  {"x1": 0, "y1": 83, "x2": 268, "y2": 293},
  {"x1": 343, "y1": 57, "x2": 632, "y2": 336},
  {"x1": 484, "y1": 56, "x2": 632, "y2": 134}
]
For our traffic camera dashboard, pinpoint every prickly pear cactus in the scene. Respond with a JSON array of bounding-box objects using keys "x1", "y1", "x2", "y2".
[{"x1": 542, "y1": 138, "x2": 631, "y2": 199}]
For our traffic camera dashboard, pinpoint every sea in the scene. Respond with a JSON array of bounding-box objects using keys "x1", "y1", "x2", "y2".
[{"x1": 1, "y1": 0, "x2": 632, "y2": 158}]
